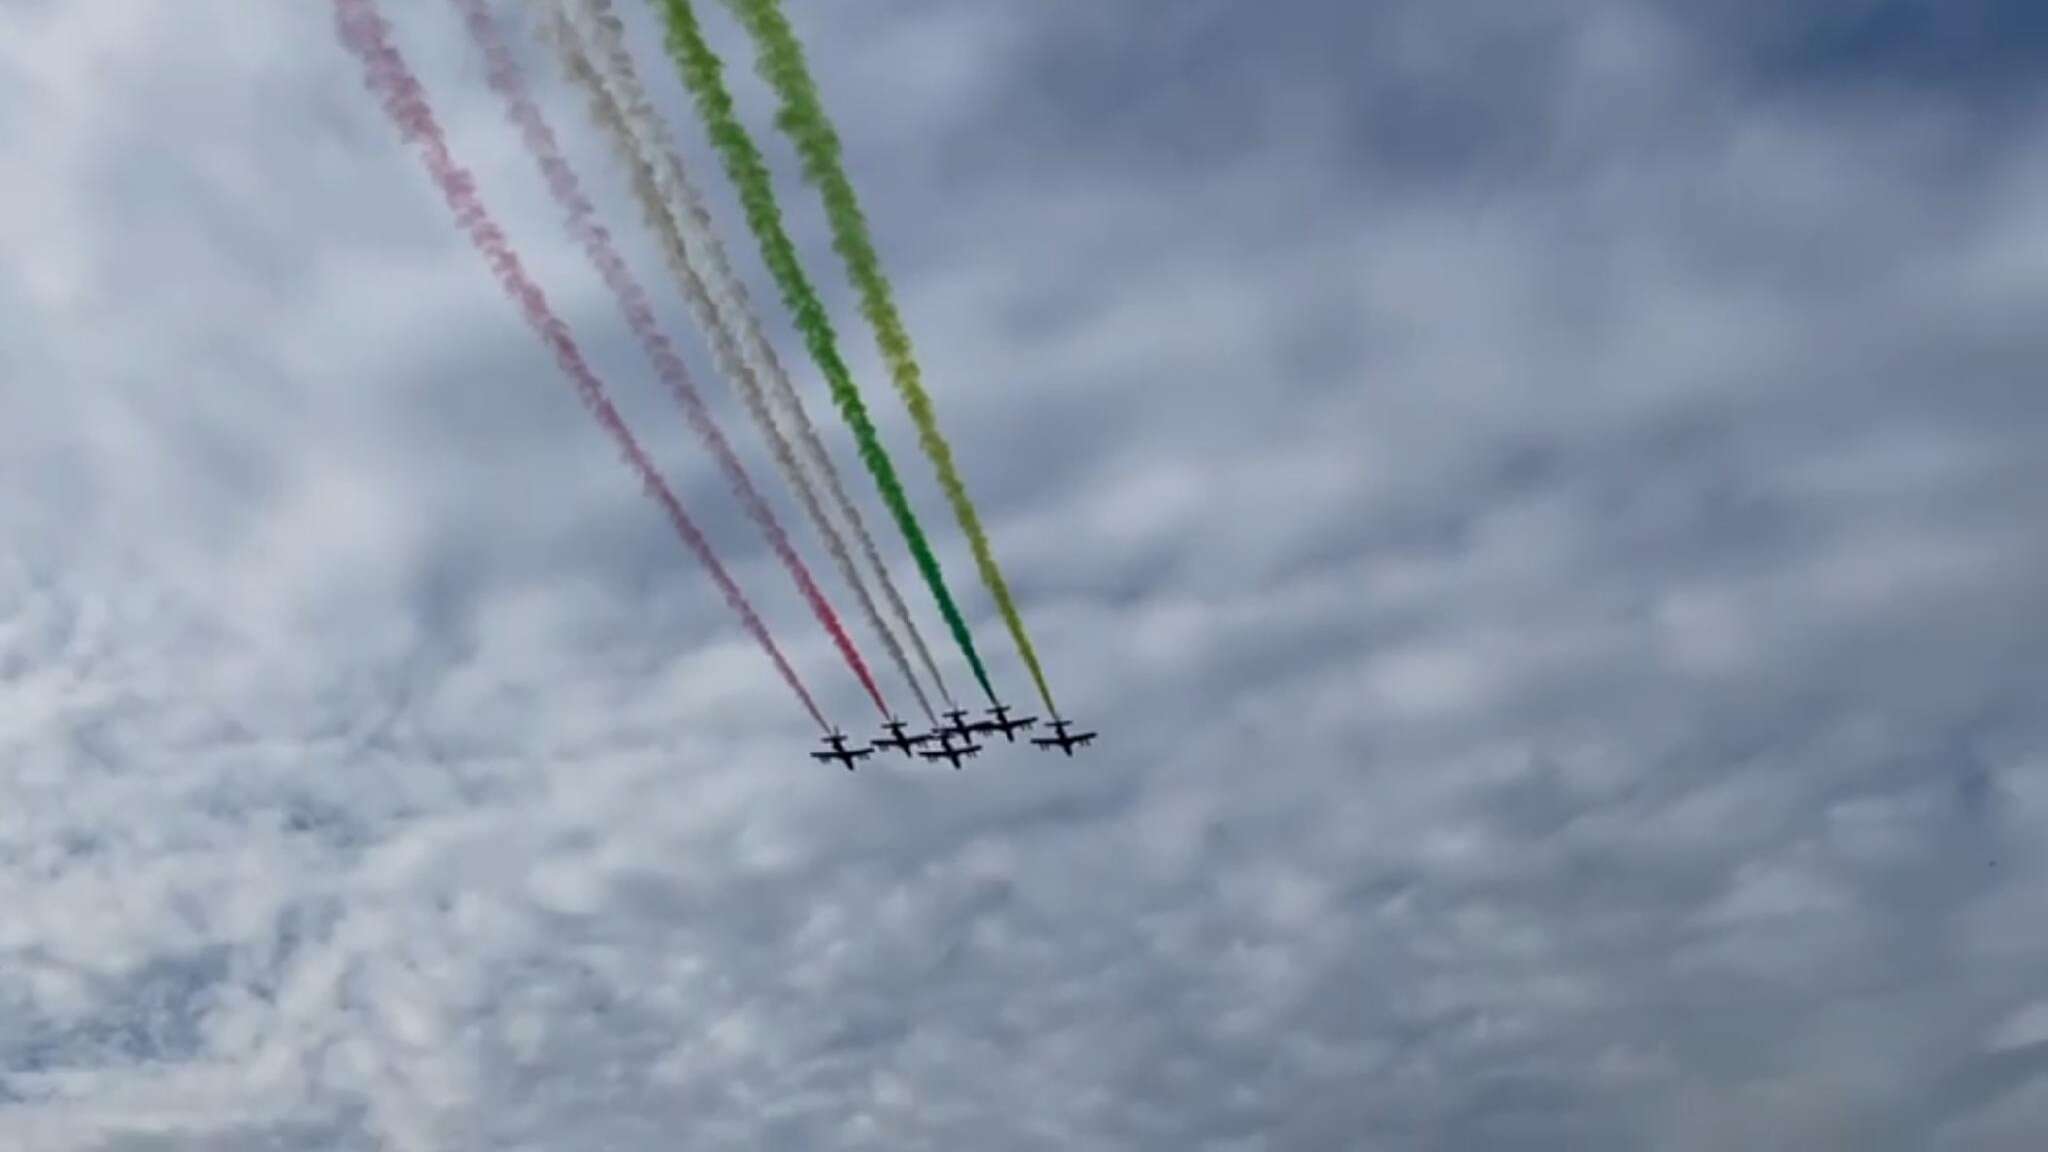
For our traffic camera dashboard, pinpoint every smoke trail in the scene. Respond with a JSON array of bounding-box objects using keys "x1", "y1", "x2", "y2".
[
  {"x1": 571, "y1": 0, "x2": 954, "y2": 717},
  {"x1": 450, "y1": 0, "x2": 889, "y2": 719},
  {"x1": 651, "y1": 0, "x2": 999, "y2": 704},
  {"x1": 721, "y1": 0, "x2": 1058, "y2": 718},
  {"x1": 573, "y1": 0, "x2": 954, "y2": 717},
  {"x1": 540, "y1": 3, "x2": 936, "y2": 726},
  {"x1": 331, "y1": 0, "x2": 824, "y2": 729}
]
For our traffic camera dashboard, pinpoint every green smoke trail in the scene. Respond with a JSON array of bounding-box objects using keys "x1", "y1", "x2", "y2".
[
  {"x1": 720, "y1": 0, "x2": 1058, "y2": 718},
  {"x1": 650, "y1": 0, "x2": 997, "y2": 704}
]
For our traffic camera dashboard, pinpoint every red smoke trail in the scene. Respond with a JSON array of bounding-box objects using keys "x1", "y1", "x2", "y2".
[
  {"x1": 450, "y1": 0, "x2": 887, "y2": 720},
  {"x1": 332, "y1": 0, "x2": 825, "y2": 729}
]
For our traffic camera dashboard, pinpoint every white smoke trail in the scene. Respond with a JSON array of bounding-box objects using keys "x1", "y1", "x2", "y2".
[{"x1": 533, "y1": 0, "x2": 940, "y2": 723}]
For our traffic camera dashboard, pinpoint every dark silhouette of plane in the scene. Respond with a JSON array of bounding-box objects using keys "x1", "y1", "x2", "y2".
[
  {"x1": 810, "y1": 729, "x2": 875, "y2": 771},
  {"x1": 971, "y1": 703, "x2": 1038, "y2": 742},
  {"x1": 937, "y1": 707, "x2": 980, "y2": 742},
  {"x1": 873, "y1": 718, "x2": 934, "y2": 758},
  {"x1": 920, "y1": 729, "x2": 983, "y2": 770},
  {"x1": 1031, "y1": 717, "x2": 1097, "y2": 757}
]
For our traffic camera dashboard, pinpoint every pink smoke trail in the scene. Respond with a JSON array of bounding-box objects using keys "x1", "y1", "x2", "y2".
[
  {"x1": 448, "y1": 0, "x2": 889, "y2": 720},
  {"x1": 332, "y1": 0, "x2": 825, "y2": 729}
]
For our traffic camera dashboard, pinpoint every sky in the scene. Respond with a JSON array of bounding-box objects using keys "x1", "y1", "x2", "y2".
[{"x1": 3, "y1": 0, "x2": 2047, "y2": 1148}]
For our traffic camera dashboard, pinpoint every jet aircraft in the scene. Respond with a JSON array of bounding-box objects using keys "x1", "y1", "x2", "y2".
[
  {"x1": 810, "y1": 729, "x2": 875, "y2": 771},
  {"x1": 971, "y1": 703, "x2": 1038, "y2": 742},
  {"x1": 937, "y1": 707, "x2": 980, "y2": 742},
  {"x1": 920, "y1": 729, "x2": 984, "y2": 770},
  {"x1": 873, "y1": 718, "x2": 935, "y2": 758},
  {"x1": 1031, "y1": 717, "x2": 1098, "y2": 757}
]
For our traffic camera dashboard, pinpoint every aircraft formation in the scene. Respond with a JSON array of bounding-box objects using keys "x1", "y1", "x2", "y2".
[
  {"x1": 330, "y1": 0, "x2": 1102, "y2": 769},
  {"x1": 811, "y1": 708, "x2": 1099, "y2": 771}
]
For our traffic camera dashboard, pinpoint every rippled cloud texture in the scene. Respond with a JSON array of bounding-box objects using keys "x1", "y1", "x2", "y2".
[{"x1": 5, "y1": 1, "x2": 2047, "y2": 1148}]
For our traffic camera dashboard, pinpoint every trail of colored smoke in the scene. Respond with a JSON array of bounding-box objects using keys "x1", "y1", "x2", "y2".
[
  {"x1": 650, "y1": 0, "x2": 998, "y2": 705},
  {"x1": 721, "y1": 0, "x2": 1058, "y2": 718},
  {"x1": 331, "y1": 0, "x2": 824, "y2": 729},
  {"x1": 575, "y1": 0, "x2": 956, "y2": 720},
  {"x1": 451, "y1": 0, "x2": 888, "y2": 718},
  {"x1": 544, "y1": 2, "x2": 936, "y2": 726}
]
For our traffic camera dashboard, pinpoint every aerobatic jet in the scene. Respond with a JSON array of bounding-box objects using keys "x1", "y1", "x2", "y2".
[
  {"x1": 1031, "y1": 717, "x2": 1098, "y2": 757},
  {"x1": 810, "y1": 729, "x2": 875, "y2": 771},
  {"x1": 971, "y1": 703, "x2": 1038, "y2": 742},
  {"x1": 920, "y1": 729, "x2": 984, "y2": 770},
  {"x1": 873, "y1": 718, "x2": 935, "y2": 758},
  {"x1": 937, "y1": 707, "x2": 981, "y2": 742}
]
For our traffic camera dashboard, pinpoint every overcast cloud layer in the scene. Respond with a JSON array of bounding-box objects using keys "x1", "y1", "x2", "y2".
[{"x1": 5, "y1": 1, "x2": 2048, "y2": 1148}]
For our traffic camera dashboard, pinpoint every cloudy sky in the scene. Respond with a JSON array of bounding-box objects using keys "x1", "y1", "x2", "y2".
[{"x1": 5, "y1": 0, "x2": 2048, "y2": 1147}]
